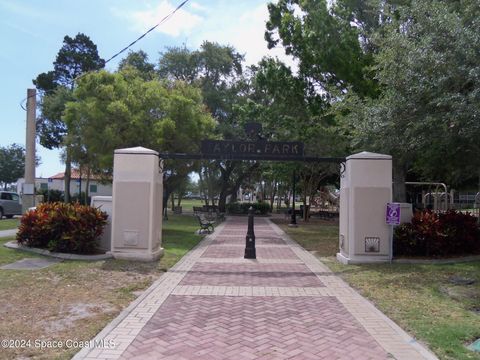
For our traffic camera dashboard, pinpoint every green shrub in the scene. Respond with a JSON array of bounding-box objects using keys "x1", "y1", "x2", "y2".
[
  {"x1": 394, "y1": 209, "x2": 480, "y2": 257},
  {"x1": 36, "y1": 188, "x2": 64, "y2": 203},
  {"x1": 226, "y1": 201, "x2": 271, "y2": 215},
  {"x1": 70, "y1": 191, "x2": 91, "y2": 205},
  {"x1": 16, "y1": 202, "x2": 108, "y2": 254}
]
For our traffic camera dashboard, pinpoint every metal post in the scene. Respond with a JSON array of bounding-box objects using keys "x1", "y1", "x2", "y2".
[
  {"x1": 244, "y1": 206, "x2": 256, "y2": 259},
  {"x1": 289, "y1": 170, "x2": 298, "y2": 227}
]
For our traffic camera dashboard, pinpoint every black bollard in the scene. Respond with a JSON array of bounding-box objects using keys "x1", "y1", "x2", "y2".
[{"x1": 244, "y1": 206, "x2": 256, "y2": 259}]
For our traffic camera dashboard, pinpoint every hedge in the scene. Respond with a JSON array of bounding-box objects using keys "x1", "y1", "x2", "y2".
[{"x1": 226, "y1": 202, "x2": 271, "y2": 215}]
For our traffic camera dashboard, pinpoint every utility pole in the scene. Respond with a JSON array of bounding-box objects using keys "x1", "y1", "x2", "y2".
[{"x1": 22, "y1": 88, "x2": 36, "y2": 212}]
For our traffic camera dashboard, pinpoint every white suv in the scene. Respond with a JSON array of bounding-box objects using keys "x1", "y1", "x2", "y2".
[{"x1": 0, "y1": 191, "x2": 22, "y2": 219}]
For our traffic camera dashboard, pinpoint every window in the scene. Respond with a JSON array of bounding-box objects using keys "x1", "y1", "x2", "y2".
[
  {"x1": 40, "y1": 183, "x2": 48, "y2": 190},
  {"x1": 1, "y1": 192, "x2": 12, "y2": 200},
  {"x1": 89, "y1": 184, "x2": 98, "y2": 193},
  {"x1": 11, "y1": 194, "x2": 19, "y2": 202}
]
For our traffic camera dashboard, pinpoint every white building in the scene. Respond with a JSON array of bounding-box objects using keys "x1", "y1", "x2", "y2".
[{"x1": 17, "y1": 169, "x2": 112, "y2": 197}]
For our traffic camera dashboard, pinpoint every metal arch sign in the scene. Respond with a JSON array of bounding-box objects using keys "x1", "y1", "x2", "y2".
[{"x1": 201, "y1": 140, "x2": 304, "y2": 160}]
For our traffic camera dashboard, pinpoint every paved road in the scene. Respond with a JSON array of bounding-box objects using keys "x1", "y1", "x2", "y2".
[{"x1": 75, "y1": 217, "x2": 437, "y2": 360}]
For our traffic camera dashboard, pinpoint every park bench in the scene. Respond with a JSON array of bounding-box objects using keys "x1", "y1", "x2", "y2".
[
  {"x1": 195, "y1": 214, "x2": 215, "y2": 234},
  {"x1": 193, "y1": 205, "x2": 225, "y2": 222}
]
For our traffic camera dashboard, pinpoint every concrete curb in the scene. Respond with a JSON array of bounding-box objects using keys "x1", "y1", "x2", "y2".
[
  {"x1": 0, "y1": 229, "x2": 17, "y2": 238},
  {"x1": 4, "y1": 241, "x2": 113, "y2": 261}
]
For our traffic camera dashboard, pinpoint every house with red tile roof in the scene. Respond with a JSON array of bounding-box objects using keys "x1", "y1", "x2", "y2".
[{"x1": 17, "y1": 169, "x2": 112, "y2": 198}]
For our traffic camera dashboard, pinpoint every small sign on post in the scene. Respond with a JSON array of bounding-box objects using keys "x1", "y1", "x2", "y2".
[{"x1": 386, "y1": 203, "x2": 401, "y2": 225}]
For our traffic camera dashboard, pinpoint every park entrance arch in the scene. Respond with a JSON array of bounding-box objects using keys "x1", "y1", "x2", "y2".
[{"x1": 107, "y1": 126, "x2": 393, "y2": 265}]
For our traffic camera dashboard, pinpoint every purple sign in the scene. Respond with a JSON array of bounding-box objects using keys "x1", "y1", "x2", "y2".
[{"x1": 386, "y1": 203, "x2": 401, "y2": 225}]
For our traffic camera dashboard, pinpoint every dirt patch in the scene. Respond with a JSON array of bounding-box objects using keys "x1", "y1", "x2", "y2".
[
  {"x1": 40, "y1": 302, "x2": 116, "y2": 333},
  {"x1": 440, "y1": 285, "x2": 480, "y2": 303},
  {"x1": 0, "y1": 260, "x2": 163, "y2": 360}
]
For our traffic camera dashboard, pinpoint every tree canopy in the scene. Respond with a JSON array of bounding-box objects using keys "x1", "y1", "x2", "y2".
[
  {"x1": 337, "y1": 0, "x2": 480, "y2": 192},
  {"x1": 0, "y1": 144, "x2": 29, "y2": 190},
  {"x1": 63, "y1": 69, "x2": 215, "y2": 202}
]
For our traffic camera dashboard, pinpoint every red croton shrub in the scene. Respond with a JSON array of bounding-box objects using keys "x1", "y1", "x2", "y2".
[
  {"x1": 394, "y1": 209, "x2": 480, "y2": 257},
  {"x1": 17, "y1": 202, "x2": 108, "y2": 254}
]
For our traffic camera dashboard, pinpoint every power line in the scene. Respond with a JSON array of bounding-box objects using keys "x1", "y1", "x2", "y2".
[
  {"x1": 20, "y1": 89, "x2": 45, "y2": 111},
  {"x1": 104, "y1": 0, "x2": 190, "y2": 65},
  {"x1": 21, "y1": 0, "x2": 192, "y2": 110}
]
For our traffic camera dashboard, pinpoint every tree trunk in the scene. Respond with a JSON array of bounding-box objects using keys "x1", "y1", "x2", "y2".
[
  {"x1": 269, "y1": 181, "x2": 277, "y2": 213},
  {"x1": 393, "y1": 161, "x2": 407, "y2": 202},
  {"x1": 85, "y1": 167, "x2": 91, "y2": 205},
  {"x1": 162, "y1": 183, "x2": 172, "y2": 220},
  {"x1": 217, "y1": 162, "x2": 235, "y2": 213},
  {"x1": 477, "y1": 169, "x2": 480, "y2": 224},
  {"x1": 78, "y1": 164, "x2": 82, "y2": 204},
  {"x1": 64, "y1": 149, "x2": 72, "y2": 203},
  {"x1": 218, "y1": 189, "x2": 228, "y2": 213},
  {"x1": 198, "y1": 169, "x2": 208, "y2": 206}
]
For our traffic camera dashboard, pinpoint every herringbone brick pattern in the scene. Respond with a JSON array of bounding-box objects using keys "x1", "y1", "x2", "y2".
[
  {"x1": 75, "y1": 216, "x2": 437, "y2": 360},
  {"x1": 120, "y1": 295, "x2": 389, "y2": 360},
  {"x1": 202, "y1": 245, "x2": 298, "y2": 259},
  {"x1": 213, "y1": 236, "x2": 286, "y2": 245},
  {"x1": 180, "y1": 262, "x2": 324, "y2": 287}
]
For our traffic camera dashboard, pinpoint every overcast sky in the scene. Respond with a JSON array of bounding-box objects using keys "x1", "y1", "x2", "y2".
[{"x1": 0, "y1": 0, "x2": 294, "y2": 178}]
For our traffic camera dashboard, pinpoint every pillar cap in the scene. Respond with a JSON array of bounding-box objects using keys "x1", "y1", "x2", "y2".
[
  {"x1": 114, "y1": 146, "x2": 158, "y2": 156},
  {"x1": 346, "y1": 151, "x2": 391, "y2": 160}
]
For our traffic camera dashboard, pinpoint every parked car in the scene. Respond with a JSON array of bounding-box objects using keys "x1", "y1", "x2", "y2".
[{"x1": 0, "y1": 191, "x2": 22, "y2": 219}]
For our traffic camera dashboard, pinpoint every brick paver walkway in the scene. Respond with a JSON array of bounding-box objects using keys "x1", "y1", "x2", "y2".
[{"x1": 74, "y1": 217, "x2": 438, "y2": 360}]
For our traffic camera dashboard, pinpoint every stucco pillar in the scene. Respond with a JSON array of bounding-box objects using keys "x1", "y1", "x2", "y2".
[
  {"x1": 111, "y1": 147, "x2": 163, "y2": 261},
  {"x1": 337, "y1": 152, "x2": 392, "y2": 264}
]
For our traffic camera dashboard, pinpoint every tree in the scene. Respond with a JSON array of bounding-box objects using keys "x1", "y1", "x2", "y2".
[
  {"x1": 158, "y1": 41, "x2": 257, "y2": 212},
  {"x1": 339, "y1": 0, "x2": 480, "y2": 199},
  {"x1": 265, "y1": 0, "x2": 381, "y2": 99},
  {"x1": 63, "y1": 69, "x2": 215, "y2": 208},
  {"x1": 34, "y1": 33, "x2": 105, "y2": 91},
  {"x1": 33, "y1": 33, "x2": 105, "y2": 202},
  {"x1": 243, "y1": 57, "x2": 345, "y2": 215},
  {"x1": 118, "y1": 50, "x2": 156, "y2": 80},
  {"x1": 0, "y1": 144, "x2": 26, "y2": 190}
]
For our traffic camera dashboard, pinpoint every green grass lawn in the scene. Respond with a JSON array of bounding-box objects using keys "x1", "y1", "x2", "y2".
[
  {"x1": 165, "y1": 198, "x2": 205, "y2": 213},
  {"x1": 0, "y1": 218, "x2": 19, "y2": 231},
  {"x1": 0, "y1": 214, "x2": 202, "y2": 360},
  {"x1": 274, "y1": 218, "x2": 480, "y2": 360}
]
